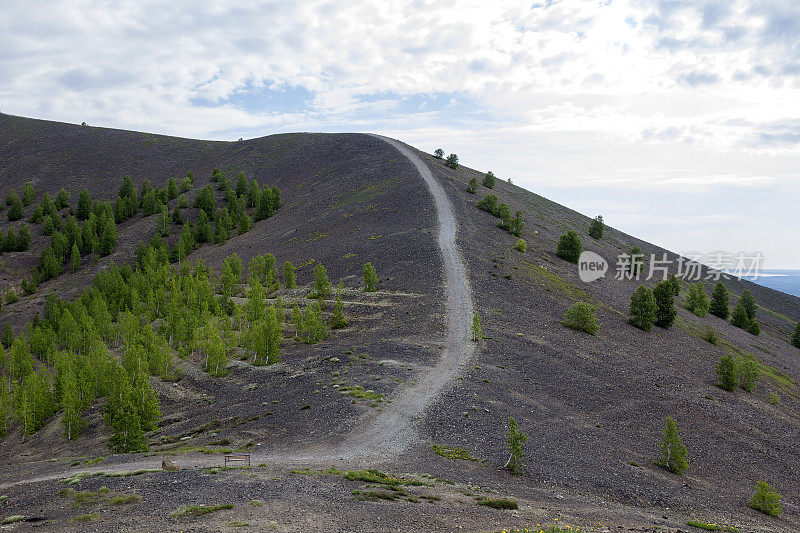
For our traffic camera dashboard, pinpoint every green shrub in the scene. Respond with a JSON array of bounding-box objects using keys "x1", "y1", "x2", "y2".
[
  {"x1": 171, "y1": 503, "x2": 233, "y2": 518},
  {"x1": 433, "y1": 148, "x2": 444, "y2": 159},
  {"x1": 505, "y1": 417, "x2": 528, "y2": 475},
  {"x1": 749, "y1": 481, "x2": 781, "y2": 517},
  {"x1": 556, "y1": 230, "x2": 581, "y2": 263},
  {"x1": 709, "y1": 281, "x2": 729, "y2": 319},
  {"x1": 716, "y1": 354, "x2": 738, "y2": 391},
  {"x1": 5, "y1": 290, "x2": 19, "y2": 305},
  {"x1": 466, "y1": 177, "x2": 478, "y2": 194},
  {"x1": 514, "y1": 239, "x2": 526, "y2": 252},
  {"x1": 476, "y1": 193, "x2": 498, "y2": 215},
  {"x1": 482, "y1": 171, "x2": 496, "y2": 189},
  {"x1": 731, "y1": 301, "x2": 750, "y2": 329},
  {"x1": 653, "y1": 281, "x2": 677, "y2": 328},
  {"x1": 561, "y1": 301, "x2": 598, "y2": 335},
  {"x1": 686, "y1": 281, "x2": 710, "y2": 317},
  {"x1": 793, "y1": 321, "x2": 800, "y2": 349},
  {"x1": 656, "y1": 417, "x2": 688, "y2": 475},
  {"x1": 739, "y1": 290, "x2": 757, "y2": 321},
  {"x1": 588, "y1": 215, "x2": 604, "y2": 239},
  {"x1": 746, "y1": 320, "x2": 760, "y2": 336},
  {"x1": 701, "y1": 326, "x2": 719, "y2": 345},
  {"x1": 629, "y1": 286, "x2": 657, "y2": 331},
  {"x1": 736, "y1": 353, "x2": 759, "y2": 393},
  {"x1": 445, "y1": 153, "x2": 459, "y2": 169}
]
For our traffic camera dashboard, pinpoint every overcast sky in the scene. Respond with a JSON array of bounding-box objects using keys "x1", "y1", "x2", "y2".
[{"x1": 2, "y1": 0, "x2": 799, "y2": 267}]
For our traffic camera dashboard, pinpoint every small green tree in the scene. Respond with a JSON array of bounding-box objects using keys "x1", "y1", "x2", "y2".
[
  {"x1": 70, "y1": 243, "x2": 81, "y2": 273},
  {"x1": 471, "y1": 312, "x2": 482, "y2": 342},
  {"x1": 483, "y1": 171, "x2": 496, "y2": 188},
  {"x1": 685, "y1": 281, "x2": 710, "y2": 317},
  {"x1": 588, "y1": 215, "x2": 604, "y2": 239},
  {"x1": 238, "y1": 212, "x2": 252, "y2": 235},
  {"x1": 509, "y1": 210, "x2": 524, "y2": 237},
  {"x1": 505, "y1": 417, "x2": 528, "y2": 475},
  {"x1": 731, "y1": 300, "x2": 750, "y2": 329},
  {"x1": 561, "y1": 301, "x2": 598, "y2": 335},
  {"x1": 514, "y1": 239, "x2": 526, "y2": 252},
  {"x1": 739, "y1": 290, "x2": 757, "y2": 321},
  {"x1": 7, "y1": 194, "x2": 23, "y2": 221},
  {"x1": 466, "y1": 177, "x2": 478, "y2": 194},
  {"x1": 792, "y1": 321, "x2": 800, "y2": 349},
  {"x1": 556, "y1": 230, "x2": 582, "y2": 263},
  {"x1": 656, "y1": 417, "x2": 688, "y2": 475},
  {"x1": 76, "y1": 189, "x2": 91, "y2": 220},
  {"x1": 330, "y1": 284, "x2": 348, "y2": 330},
  {"x1": 283, "y1": 261, "x2": 296, "y2": 289},
  {"x1": 716, "y1": 353, "x2": 739, "y2": 391},
  {"x1": 737, "y1": 353, "x2": 759, "y2": 393},
  {"x1": 363, "y1": 262, "x2": 378, "y2": 292},
  {"x1": 445, "y1": 153, "x2": 459, "y2": 169},
  {"x1": 629, "y1": 285, "x2": 657, "y2": 331},
  {"x1": 709, "y1": 281, "x2": 729, "y2": 319},
  {"x1": 653, "y1": 281, "x2": 677, "y2": 328},
  {"x1": 667, "y1": 274, "x2": 680, "y2": 297},
  {"x1": 433, "y1": 148, "x2": 444, "y2": 159},
  {"x1": 313, "y1": 263, "x2": 331, "y2": 300},
  {"x1": 109, "y1": 389, "x2": 147, "y2": 453},
  {"x1": 22, "y1": 183, "x2": 35, "y2": 206},
  {"x1": 54, "y1": 188, "x2": 70, "y2": 210},
  {"x1": 749, "y1": 481, "x2": 782, "y2": 517}
]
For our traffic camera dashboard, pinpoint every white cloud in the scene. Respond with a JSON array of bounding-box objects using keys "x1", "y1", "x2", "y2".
[{"x1": 1, "y1": 0, "x2": 800, "y2": 264}]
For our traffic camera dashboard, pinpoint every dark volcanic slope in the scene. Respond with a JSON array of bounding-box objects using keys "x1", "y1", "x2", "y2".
[{"x1": 1, "y1": 114, "x2": 799, "y2": 531}]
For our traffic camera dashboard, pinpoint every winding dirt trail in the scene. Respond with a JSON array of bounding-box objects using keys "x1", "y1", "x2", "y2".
[{"x1": 0, "y1": 134, "x2": 474, "y2": 488}]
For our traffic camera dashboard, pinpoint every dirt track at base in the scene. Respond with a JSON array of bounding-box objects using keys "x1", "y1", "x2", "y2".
[{"x1": 0, "y1": 133, "x2": 475, "y2": 487}]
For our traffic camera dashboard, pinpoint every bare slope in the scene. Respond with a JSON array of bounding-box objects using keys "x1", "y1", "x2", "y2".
[{"x1": 0, "y1": 114, "x2": 799, "y2": 531}]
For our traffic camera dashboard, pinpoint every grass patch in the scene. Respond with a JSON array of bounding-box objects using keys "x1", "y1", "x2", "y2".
[
  {"x1": 686, "y1": 520, "x2": 739, "y2": 532},
  {"x1": 352, "y1": 489, "x2": 404, "y2": 502},
  {"x1": 227, "y1": 521, "x2": 250, "y2": 526},
  {"x1": 170, "y1": 503, "x2": 234, "y2": 518},
  {"x1": 476, "y1": 497, "x2": 518, "y2": 510},
  {"x1": 250, "y1": 499, "x2": 264, "y2": 507},
  {"x1": 1, "y1": 516, "x2": 24, "y2": 525},
  {"x1": 104, "y1": 468, "x2": 160, "y2": 477},
  {"x1": 68, "y1": 513, "x2": 101, "y2": 523},
  {"x1": 519, "y1": 260, "x2": 592, "y2": 302},
  {"x1": 108, "y1": 493, "x2": 142, "y2": 504},
  {"x1": 339, "y1": 385, "x2": 384, "y2": 403},
  {"x1": 83, "y1": 457, "x2": 105, "y2": 466},
  {"x1": 432, "y1": 444, "x2": 478, "y2": 462}
]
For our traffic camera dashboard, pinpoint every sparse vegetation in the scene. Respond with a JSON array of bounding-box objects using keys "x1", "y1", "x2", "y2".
[
  {"x1": 793, "y1": 321, "x2": 800, "y2": 349},
  {"x1": 171, "y1": 503, "x2": 234, "y2": 517},
  {"x1": 556, "y1": 230, "x2": 581, "y2": 263},
  {"x1": 702, "y1": 326, "x2": 720, "y2": 345},
  {"x1": 477, "y1": 498, "x2": 518, "y2": 510},
  {"x1": 748, "y1": 481, "x2": 781, "y2": 517},
  {"x1": 656, "y1": 416, "x2": 688, "y2": 475},
  {"x1": 561, "y1": 301, "x2": 598, "y2": 335},
  {"x1": 466, "y1": 177, "x2": 478, "y2": 194},
  {"x1": 736, "y1": 353, "x2": 759, "y2": 393},
  {"x1": 514, "y1": 238, "x2": 526, "y2": 252},
  {"x1": 432, "y1": 444, "x2": 478, "y2": 461}
]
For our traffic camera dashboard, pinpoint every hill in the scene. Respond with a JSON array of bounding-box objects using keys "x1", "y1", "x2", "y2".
[{"x1": 0, "y1": 113, "x2": 799, "y2": 532}]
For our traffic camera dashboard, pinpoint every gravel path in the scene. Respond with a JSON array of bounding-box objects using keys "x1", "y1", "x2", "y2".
[{"x1": 0, "y1": 134, "x2": 475, "y2": 487}]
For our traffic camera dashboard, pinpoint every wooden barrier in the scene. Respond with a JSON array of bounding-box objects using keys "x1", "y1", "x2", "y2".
[{"x1": 224, "y1": 454, "x2": 250, "y2": 467}]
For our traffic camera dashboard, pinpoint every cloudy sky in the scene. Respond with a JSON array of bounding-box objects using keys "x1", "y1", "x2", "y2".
[{"x1": 2, "y1": 0, "x2": 799, "y2": 267}]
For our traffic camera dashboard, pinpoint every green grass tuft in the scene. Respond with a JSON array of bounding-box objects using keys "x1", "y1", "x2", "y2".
[{"x1": 171, "y1": 503, "x2": 233, "y2": 517}]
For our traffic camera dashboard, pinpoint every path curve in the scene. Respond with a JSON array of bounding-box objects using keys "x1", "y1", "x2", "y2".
[{"x1": 0, "y1": 134, "x2": 474, "y2": 488}]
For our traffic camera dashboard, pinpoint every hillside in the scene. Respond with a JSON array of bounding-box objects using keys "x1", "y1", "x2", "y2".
[{"x1": 0, "y1": 113, "x2": 799, "y2": 532}]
